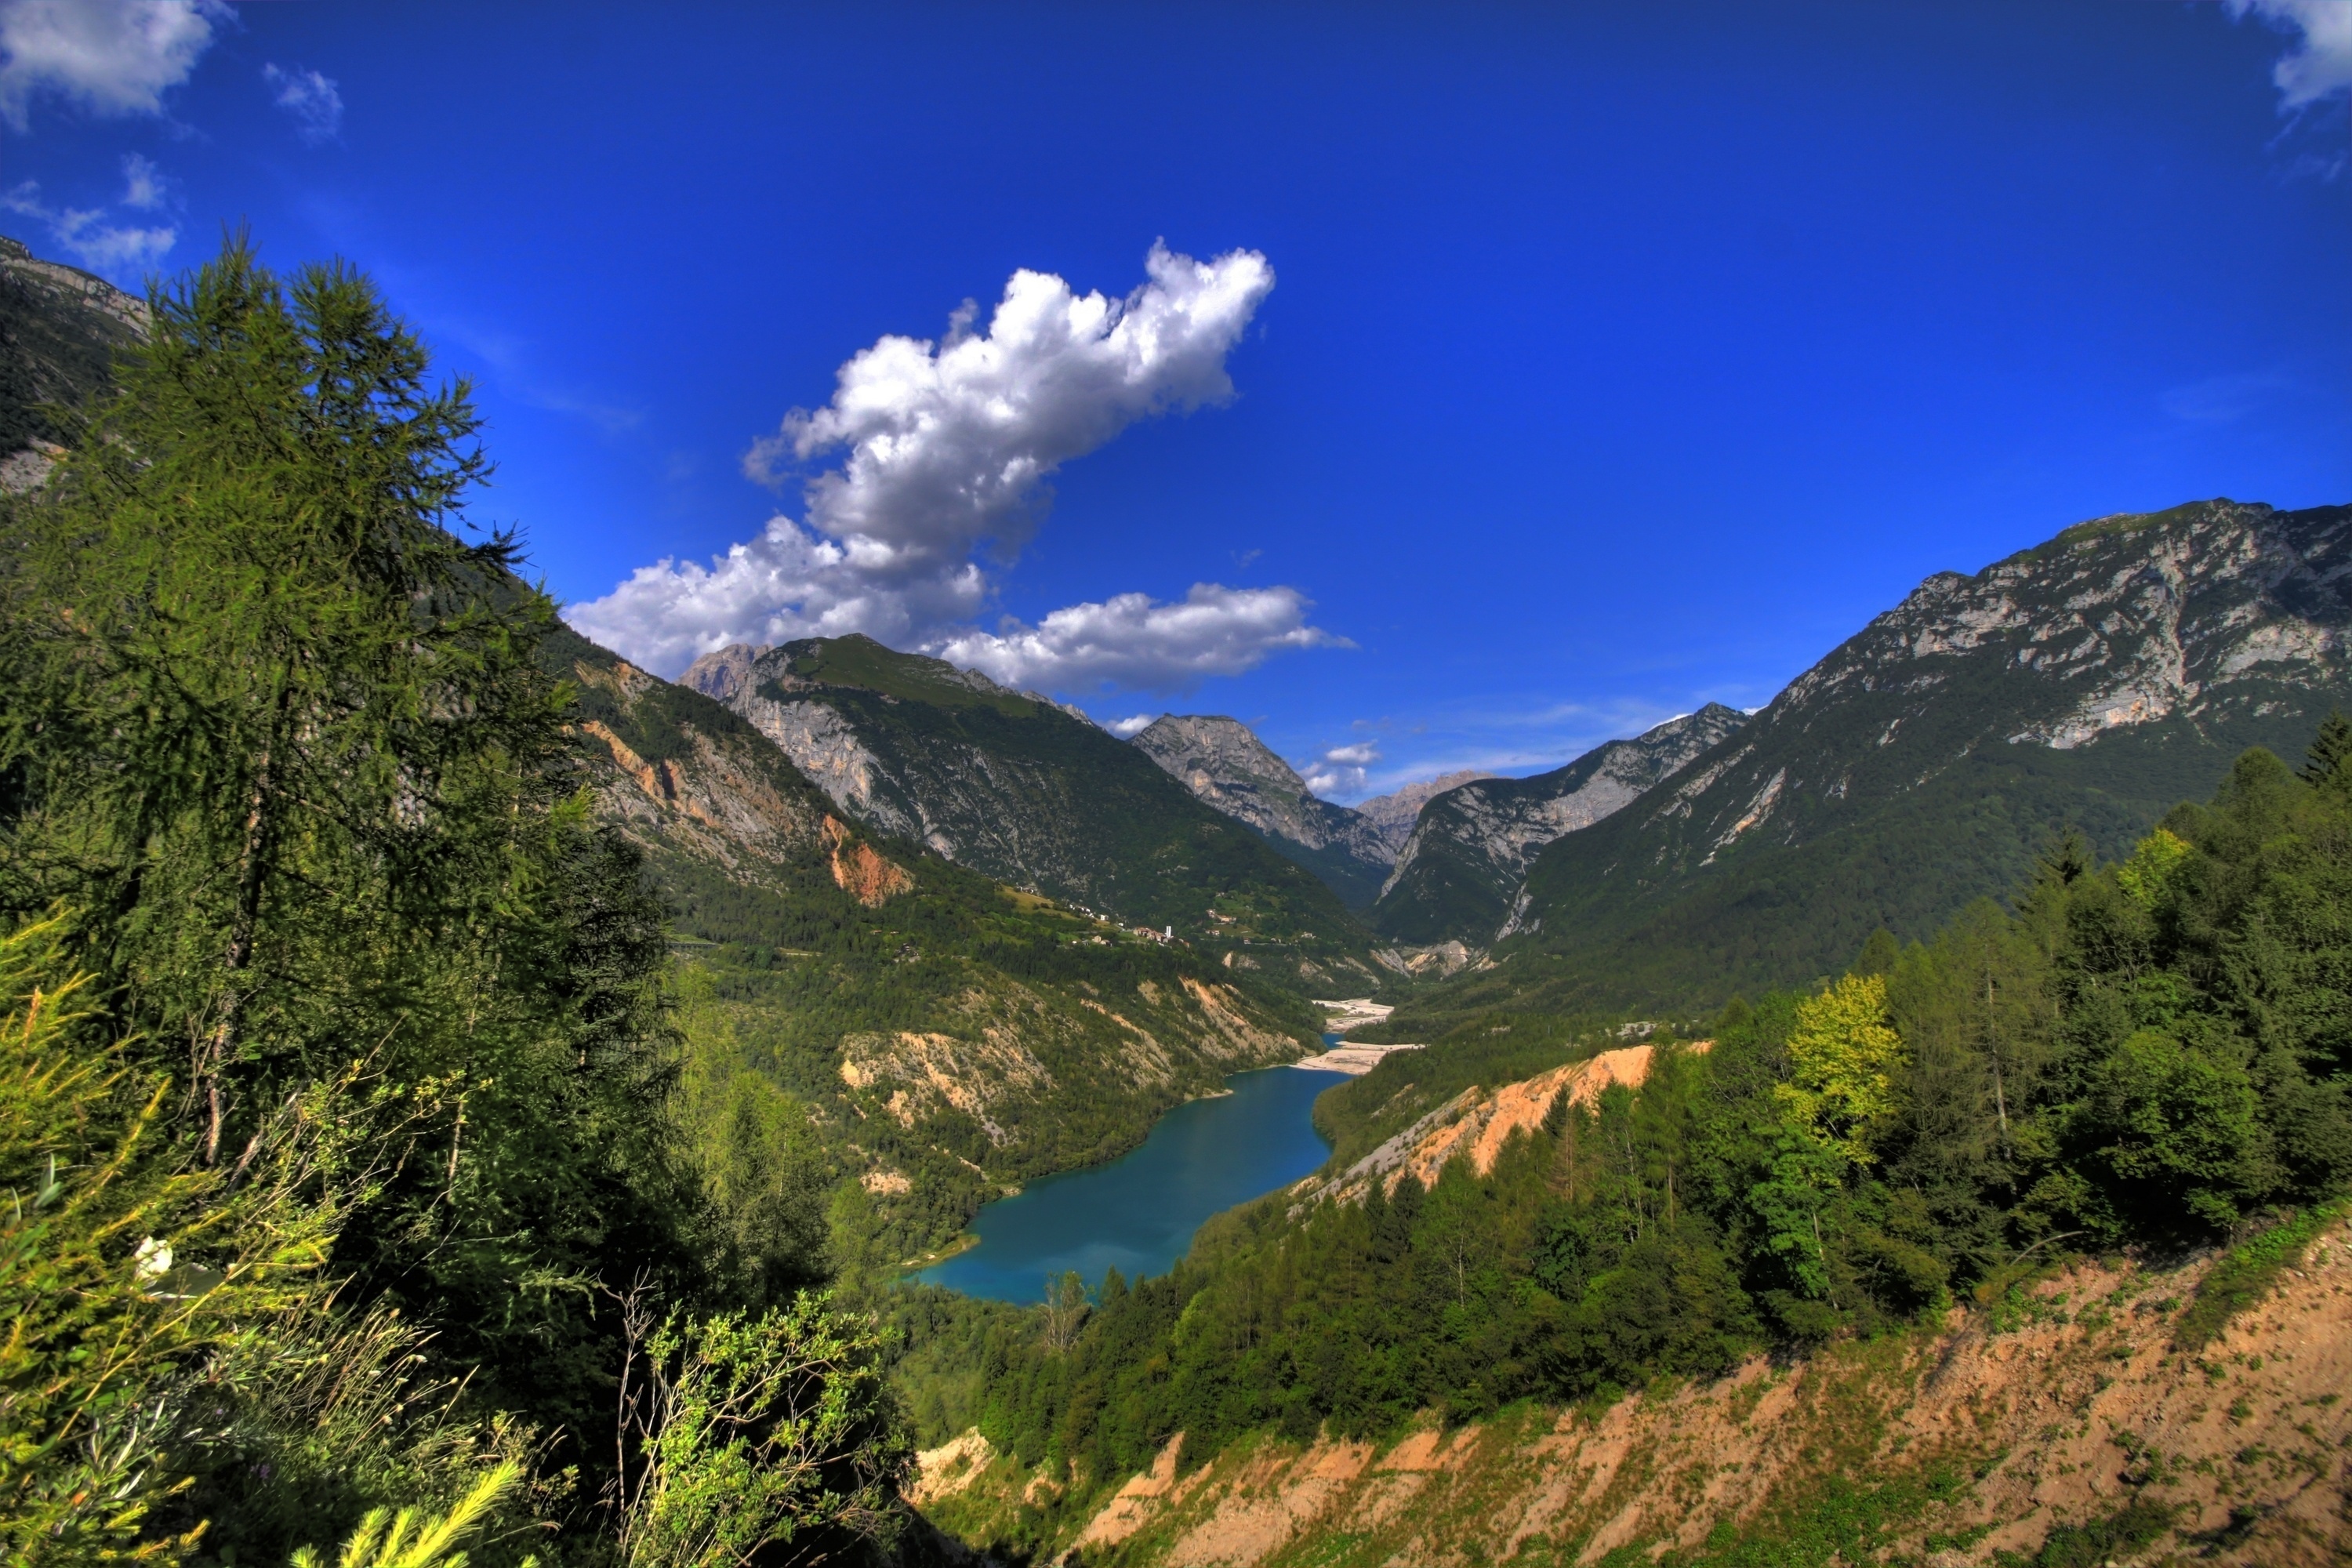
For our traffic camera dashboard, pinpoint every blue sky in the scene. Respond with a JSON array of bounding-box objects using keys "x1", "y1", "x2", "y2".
[{"x1": 4, "y1": 1, "x2": 2348, "y2": 800}]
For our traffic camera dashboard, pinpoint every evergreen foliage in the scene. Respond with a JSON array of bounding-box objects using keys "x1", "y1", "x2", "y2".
[
  {"x1": 0, "y1": 238, "x2": 912, "y2": 1564},
  {"x1": 901, "y1": 726, "x2": 2352, "y2": 1551}
]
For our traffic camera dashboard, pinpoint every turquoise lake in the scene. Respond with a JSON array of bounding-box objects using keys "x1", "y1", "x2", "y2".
[{"x1": 913, "y1": 1047, "x2": 1340, "y2": 1303}]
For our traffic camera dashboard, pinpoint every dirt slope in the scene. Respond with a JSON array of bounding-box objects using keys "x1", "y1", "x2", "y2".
[
  {"x1": 1294, "y1": 1042, "x2": 1700, "y2": 1207},
  {"x1": 916, "y1": 1213, "x2": 2352, "y2": 1566}
]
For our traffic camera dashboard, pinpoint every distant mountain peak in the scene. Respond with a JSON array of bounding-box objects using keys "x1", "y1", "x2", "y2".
[
  {"x1": 1371, "y1": 705, "x2": 1750, "y2": 946},
  {"x1": 1352, "y1": 770, "x2": 1498, "y2": 842},
  {"x1": 1131, "y1": 713, "x2": 1400, "y2": 909}
]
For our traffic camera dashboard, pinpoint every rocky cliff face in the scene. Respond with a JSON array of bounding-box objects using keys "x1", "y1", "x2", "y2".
[
  {"x1": 1460, "y1": 498, "x2": 2352, "y2": 1011},
  {"x1": 1, "y1": 234, "x2": 147, "y2": 490},
  {"x1": 549, "y1": 621, "x2": 1323, "y2": 1220},
  {"x1": 1352, "y1": 769, "x2": 1496, "y2": 849},
  {"x1": 1130, "y1": 714, "x2": 1398, "y2": 909},
  {"x1": 678, "y1": 635, "x2": 1378, "y2": 983},
  {"x1": 1371, "y1": 705, "x2": 1748, "y2": 946}
]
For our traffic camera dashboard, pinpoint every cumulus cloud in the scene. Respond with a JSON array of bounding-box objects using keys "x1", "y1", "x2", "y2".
[
  {"x1": 263, "y1": 62, "x2": 343, "y2": 143},
  {"x1": 933, "y1": 585, "x2": 1340, "y2": 694},
  {"x1": 742, "y1": 241, "x2": 1273, "y2": 563},
  {"x1": 0, "y1": 0, "x2": 224, "y2": 129},
  {"x1": 569, "y1": 244, "x2": 1341, "y2": 691},
  {"x1": 1104, "y1": 714, "x2": 1158, "y2": 739},
  {"x1": 566, "y1": 511, "x2": 989, "y2": 676},
  {"x1": 1302, "y1": 740, "x2": 1381, "y2": 798},
  {"x1": 2230, "y1": 0, "x2": 2352, "y2": 107},
  {"x1": 2, "y1": 176, "x2": 174, "y2": 274}
]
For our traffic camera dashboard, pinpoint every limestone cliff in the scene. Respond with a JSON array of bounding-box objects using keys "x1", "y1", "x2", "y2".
[
  {"x1": 1130, "y1": 714, "x2": 1397, "y2": 909},
  {"x1": 1461, "y1": 498, "x2": 2352, "y2": 1012},
  {"x1": 1371, "y1": 706, "x2": 1748, "y2": 946}
]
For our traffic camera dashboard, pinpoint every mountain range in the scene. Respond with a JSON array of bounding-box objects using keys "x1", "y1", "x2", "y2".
[
  {"x1": 679, "y1": 634, "x2": 1386, "y2": 990},
  {"x1": 546, "y1": 621, "x2": 1327, "y2": 1263},
  {"x1": 1411, "y1": 497, "x2": 2352, "y2": 1019},
  {"x1": 1368, "y1": 703, "x2": 1749, "y2": 946}
]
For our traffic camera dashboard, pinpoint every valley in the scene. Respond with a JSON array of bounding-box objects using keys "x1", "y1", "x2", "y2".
[{"x1": 5, "y1": 223, "x2": 2348, "y2": 1568}]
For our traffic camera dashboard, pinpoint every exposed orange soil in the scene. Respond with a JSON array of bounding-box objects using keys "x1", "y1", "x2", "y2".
[
  {"x1": 822, "y1": 814, "x2": 913, "y2": 905},
  {"x1": 1298, "y1": 1042, "x2": 1708, "y2": 1208},
  {"x1": 920, "y1": 1211, "x2": 2352, "y2": 1566}
]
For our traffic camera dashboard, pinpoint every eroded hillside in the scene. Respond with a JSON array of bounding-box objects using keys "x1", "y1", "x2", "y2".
[
  {"x1": 917, "y1": 1214, "x2": 2352, "y2": 1566},
  {"x1": 545, "y1": 622, "x2": 1325, "y2": 1264}
]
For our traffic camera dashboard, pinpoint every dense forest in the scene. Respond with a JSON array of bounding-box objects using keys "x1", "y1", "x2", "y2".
[
  {"x1": 0, "y1": 241, "x2": 912, "y2": 1565},
  {"x1": 898, "y1": 731, "x2": 2352, "y2": 1556}
]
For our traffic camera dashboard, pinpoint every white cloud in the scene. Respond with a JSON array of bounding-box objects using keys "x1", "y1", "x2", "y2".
[
  {"x1": 120, "y1": 151, "x2": 164, "y2": 208},
  {"x1": 1301, "y1": 764, "x2": 1359, "y2": 797},
  {"x1": 569, "y1": 244, "x2": 1341, "y2": 691},
  {"x1": 1301, "y1": 740, "x2": 1381, "y2": 798},
  {"x1": 0, "y1": 0, "x2": 224, "y2": 130},
  {"x1": 1105, "y1": 714, "x2": 1158, "y2": 739},
  {"x1": 933, "y1": 584, "x2": 1341, "y2": 694},
  {"x1": 263, "y1": 61, "x2": 343, "y2": 143},
  {"x1": 743, "y1": 241, "x2": 1273, "y2": 564},
  {"x1": 2230, "y1": 0, "x2": 2352, "y2": 107},
  {"x1": 2, "y1": 178, "x2": 174, "y2": 275},
  {"x1": 567, "y1": 510, "x2": 990, "y2": 676}
]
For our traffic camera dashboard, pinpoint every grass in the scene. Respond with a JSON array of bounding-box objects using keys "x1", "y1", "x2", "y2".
[
  {"x1": 1995, "y1": 1497, "x2": 2173, "y2": 1568},
  {"x1": 2173, "y1": 1196, "x2": 2351, "y2": 1353}
]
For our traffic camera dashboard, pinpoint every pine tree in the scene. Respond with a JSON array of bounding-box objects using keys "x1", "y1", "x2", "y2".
[
  {"x1": 0, "y1": 232, "x2": 562, "y2": 1158},
  {"x1": 2303, "y1": 710, "x2": 2352, "y2": 785},
  {"x1": 0, "y1": 233, "x2": 709, "y2": 1508}
]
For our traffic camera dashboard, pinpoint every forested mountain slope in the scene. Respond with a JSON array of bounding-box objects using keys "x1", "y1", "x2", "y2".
[
  {"x1": 927, "y1": 1237, "x2": 2352, "y2": 1567},
  {"x1": 0, "y1": 236, "x2": 923, "y2": 1566},
  {"x1": 1131, "y1": 713, "x2": 1396, "y2": 909},
  {"x1": 900, "y1": 738, "x2": 2352, "y2": 1563},
  {"x1": 546, "y1": 622, "x2": 1324, "y2": 1268},
  {"x1": 1370, "y1": 703, "x2": 1748, "y2": 946},
  {"x1": 680, "y1": 635, "x2": 1384, "y2": 990},
  {"x1": 1422, "y1": 499, "x2": 2352, "y2": 1017}
]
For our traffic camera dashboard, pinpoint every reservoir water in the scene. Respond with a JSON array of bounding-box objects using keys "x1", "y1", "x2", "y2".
[{"x1": 913, "y1": 1049, "x2": 1339, "y2": 1303}]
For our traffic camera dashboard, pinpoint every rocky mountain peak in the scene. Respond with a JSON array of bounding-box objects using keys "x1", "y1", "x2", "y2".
[
  {"x1": 1130, "y1": 713, "x2": 1402, "y2": 909},
  {"x1": 1353, "y1": 770, "x2": 1498, "y2": 846},
  {"x1": 1132, "y1": 715, "x2": 1319, "y2": 834},
  {"x1": 1372, "y1": 704, "x2": 1749, "y2": 946},
  {"x1": 679, "y1": 642, "x2": 768, "y2": 702}
]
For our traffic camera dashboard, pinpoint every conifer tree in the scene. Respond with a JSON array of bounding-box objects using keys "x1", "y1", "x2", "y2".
[{"x1": 0, "y1": 233, "x2": 706, "y2": 1503}]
